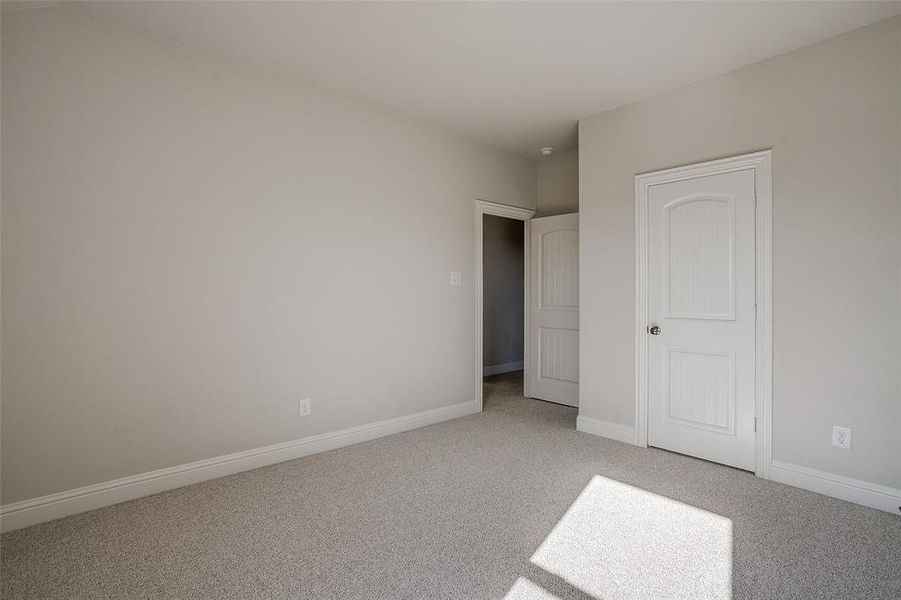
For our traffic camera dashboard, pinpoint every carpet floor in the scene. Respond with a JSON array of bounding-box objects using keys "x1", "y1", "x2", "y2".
[{"x1": 2, "y1": 371, "x2": 899, "y2": 599}]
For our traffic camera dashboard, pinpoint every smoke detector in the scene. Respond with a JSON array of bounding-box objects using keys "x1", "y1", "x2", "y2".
[{"x1": 539, "y1": 147, "x2": 554, "y2": 156}]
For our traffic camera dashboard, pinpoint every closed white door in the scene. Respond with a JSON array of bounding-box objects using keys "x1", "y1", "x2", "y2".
[
  {"x1": 647, "y1": 170, "x2": 756, "y2": 470},
  {"x1": 529, "y1": 213, "x2": 579, "y2": 406}
]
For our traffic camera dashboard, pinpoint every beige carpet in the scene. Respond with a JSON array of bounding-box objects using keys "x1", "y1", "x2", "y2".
[{"x1": 2, "y1": 371, "x2": 900, "y2": 599}]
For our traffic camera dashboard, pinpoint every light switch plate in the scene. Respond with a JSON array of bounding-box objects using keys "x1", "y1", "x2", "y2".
[{"x1": 450, "y1": 271, "x2": 462, "y2": 286}]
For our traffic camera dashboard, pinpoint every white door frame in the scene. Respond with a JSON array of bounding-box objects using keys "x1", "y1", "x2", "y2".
[
  {"x1": 635, "y1": 150, "x2": 773, "y2": 479},
  {"x1": 475, "y1": 200, "x2": 536, "y2": 411}
]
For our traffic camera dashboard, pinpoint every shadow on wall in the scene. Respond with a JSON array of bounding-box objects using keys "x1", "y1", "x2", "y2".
[{"x1": 537, "y1": 150, "x2": 579, "y2": 217}]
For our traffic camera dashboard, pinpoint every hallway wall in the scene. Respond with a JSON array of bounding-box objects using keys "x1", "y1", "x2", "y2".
[{"x1": 482, "y1": 215, "x2": 525, "y2": 372}]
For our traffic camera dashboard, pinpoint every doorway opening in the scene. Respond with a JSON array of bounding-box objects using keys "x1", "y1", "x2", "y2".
[
  {"x1": 474, "y1": 200, "x2": 533, "y2": 411},
  {"x1": 481, "y1": 212, "x2": 527, "y2": 410},
  {"x1": 474, "y1": 200, "x2": 581, "y2": 413}
]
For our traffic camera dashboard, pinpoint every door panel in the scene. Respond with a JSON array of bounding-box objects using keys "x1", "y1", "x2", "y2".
[
  {"x1": 665, "y1": 196, "x2": 735, "y2": 320},
  {"x1": 667, "y1": 348, "x2": 735, "y2": 433},
  {"x1": 648, "y1": 170, "x2": 755, "y2": 470},
  {"x1": 540, "y1": 228, "x2": 579, "y2": 308},
  {"x1": 529, "y1": 213, "x2": 579, "y2": 406},
  {"x1": 539, "y1": 327, "x2": 579, "y2": 383}
]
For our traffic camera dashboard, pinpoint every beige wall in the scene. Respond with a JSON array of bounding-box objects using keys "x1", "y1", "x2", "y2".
[
  {"x1": 0, "y1": 7, "x2": 536, "y2": 504},
  {"x1": 536, "y1": 151, "x2": 578, "y2": 216},
  {"x1": 579, "y1": 16, "x2": 901, "y2": 488}
]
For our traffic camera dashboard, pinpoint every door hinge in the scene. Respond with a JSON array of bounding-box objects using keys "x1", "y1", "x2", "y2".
[{"x1": 754, "y1": 417, "x2": 757, "y2": 433}]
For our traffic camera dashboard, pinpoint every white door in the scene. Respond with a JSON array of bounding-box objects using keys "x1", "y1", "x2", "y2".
[
  {"x1": 647, "y1": 170, "x2": 756, "y2": 470},
  {"x1": 529, "y1": 213, "x2": 579, "y2": 406}
]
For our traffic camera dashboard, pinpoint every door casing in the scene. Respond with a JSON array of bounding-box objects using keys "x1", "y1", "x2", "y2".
[
  {"x1": 475, "y1": 200, "x2": 536, "y2": 412},
  {"x1": 635, "y1": 150, "x2": 773, "y2": 479}
]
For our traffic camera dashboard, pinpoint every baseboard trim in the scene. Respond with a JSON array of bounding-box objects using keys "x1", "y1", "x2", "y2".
[
  {"x1": 770, "y1": 460, "x2": 900, "y2": 514},
  {"x1": 576, "y1": 415, "x2": 638, "y2": 446},
  {"x1": 0, "y1": 399, "x2": 480, "y2": 533},
  {"x1": 483, "y1": 361, "x2": 524, "y2": 376}
]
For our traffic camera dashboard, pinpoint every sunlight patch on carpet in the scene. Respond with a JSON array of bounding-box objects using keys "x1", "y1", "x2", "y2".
[
  {"x1": 503, "y1": 577, "x2": 563, "y2": 600},
  {"x1": 530, "y1": 475, "x2": 733, "y2": 599}
]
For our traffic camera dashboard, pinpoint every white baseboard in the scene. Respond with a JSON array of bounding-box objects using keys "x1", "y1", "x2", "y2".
[
  {"x1": 572, "y1": 419, "x2": 897, "y2": 514},
  {"x1": 770, "y1": 460, "x2": 900, "y2": 515},
  {"x1": 0, "y1": 399, "x2": 480, "y2": 533},
  {"x1": 483, "y1": 361, "x2": 524, "y2": 376},
  {"x1": 576, "y1": 415, "x2": 638, "y2": 446}
]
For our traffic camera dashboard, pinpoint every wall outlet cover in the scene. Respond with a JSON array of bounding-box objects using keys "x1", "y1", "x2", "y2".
[
  {"x1": 832, "y1": 425, "x2": 851, "y2": 450},
  {"x1": 299, "y1": 398, "x2": 311, "y2": 417}
]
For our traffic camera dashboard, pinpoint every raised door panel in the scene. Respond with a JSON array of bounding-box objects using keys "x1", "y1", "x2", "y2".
[
  {"x1": 667, "y1": 348, "x2": 735, "y2": 434},
  {"x1": 665, "y1": 196, "x2": 734, "y2": 321},
  {"x1": 540, "y1": 228, "x2": 579, "y2": 309},
  {"x1": 539, "y1": 327, "x2": 579, "y2": 384}
]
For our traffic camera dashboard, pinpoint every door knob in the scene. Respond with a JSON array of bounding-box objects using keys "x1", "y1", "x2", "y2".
[{"x1": 648, "y1": 325, "x2": 661, "y2": 336}]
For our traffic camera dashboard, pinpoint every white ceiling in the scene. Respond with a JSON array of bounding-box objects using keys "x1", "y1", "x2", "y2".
[{"x1": 67, "y1": 1, "x2": 901, "y2": 158}]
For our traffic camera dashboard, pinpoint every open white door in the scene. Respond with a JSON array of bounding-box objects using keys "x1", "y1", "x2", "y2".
[{"x1": 528, "y1": 213, "x2": 579, "y2": 406}]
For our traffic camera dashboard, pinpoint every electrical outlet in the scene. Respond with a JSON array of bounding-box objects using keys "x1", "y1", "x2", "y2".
[
  {"x1": 299, "y1": 398, "x2": 311, "y2": 417},
  {"x1": 832, "y1": 425, "x2": 851, "y2": 450}
]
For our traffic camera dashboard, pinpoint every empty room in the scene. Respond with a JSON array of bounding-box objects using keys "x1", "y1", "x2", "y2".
[{"x1": 1, "y1": 1, "x2": 899, "y2": 599}]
